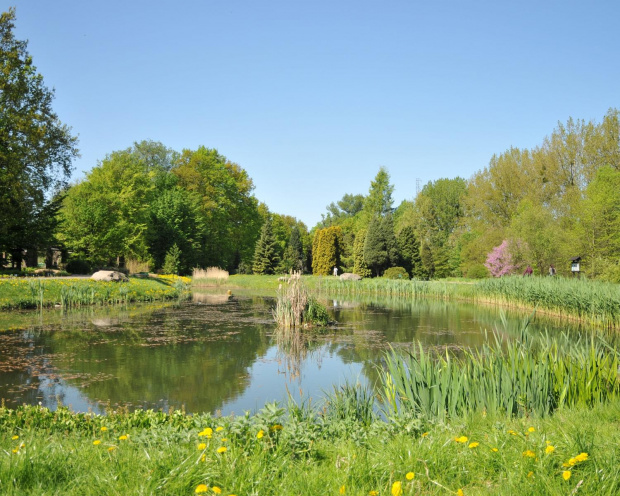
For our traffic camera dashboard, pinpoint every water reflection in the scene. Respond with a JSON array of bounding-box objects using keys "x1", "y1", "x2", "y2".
[{"x1": 0, "y1": 291, "x2": 585, "y2": 415}]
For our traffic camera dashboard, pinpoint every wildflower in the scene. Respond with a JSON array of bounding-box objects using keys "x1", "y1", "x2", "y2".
[
  {"x1": 93, "y1": 440, "x2": 101, "y2": 446},
  {"x1": 369, "y1": 492, "x2": 379, "y2": 496},
  {"x1": 199, "y1": 428, "x2": 213, "y2": 438},
  {"x1": 216, "y1": 426, "x2": 224, "y2": 432},
  {"x1": 545, "y1": 445, "x2": 555, "y2": 454},
  {"x1": 201, "y1": 454, "x2": 206, "y2": 462},
  {"x1": 11, "y1": 435, "x2": 19, "y2": 440},
  {"x1": 100, "y1": 426, "x2": 108, "y2": 432},
  {"x1": 195, "y1": 484, "x2": 209, "y2": 494},
  {"x1": 454, "y1": 436, "x2": 468, "y2": 443},
  {"x1": 198, "y1": 443, "x2": 207, "y2": 450},
  {"x1": 340, "y1": 485, "x2": 346, "y2": 494},
  {"x1": 221, "y1": 438, "x2": 228, "y2": 442},
  {"x1": 527, "y1": 471, "x2": 534, "y2": 478},
  {"x1": 457, "y1": 490, "x2": 464, "y2": 496},
  {"x1": 522, "y1": 450, "x2": 535, "y2": 458},
  {"x1": 391, "y1": 481, "x2": 402, "y2": 496},
  {"x1": 528, "y1": 427, "x2": 535, "y2": 433},
  {"x1": 491, "y1": 448, "x2": 499, "y2": 452},
  {"x1": 108, "y1": 446, "x2": 116, "y2": 452},
  {"x1": 575, "y1": 452, "x2": 588, "y2": 462},
  {"x1": 562, "y1": 471, "x2": 571, "y2": 481},
  {"x1": 217, "y1": 446, "x2": 227, "y2": 454},
  {"x1": 119, "y1": 435, "x2": 128, "y2": 441},
  {"x1": 406, "y1": 472, "x2": 415, "y2": 480},
  {"x1": 270, "y1": 424, "x2": 283, "y2": 431},
  {"x1": 468, "y1": 442, "x2": 479, "y2": 449},
  {"x1": 421, "y1": 432, "x2": 429, "y2": 437},
  {"x1": 257, "y1": 429, "x2": 264, "y2": 439},
  {"x1": 507, "y1": 430, "x2": 517, "y2": 436},
  {"x1": 212, "y1": 487, "x2": 222, "y2": 494}
]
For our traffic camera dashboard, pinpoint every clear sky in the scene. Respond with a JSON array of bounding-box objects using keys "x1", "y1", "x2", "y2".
[{"x1": 5, "y1": 0, "x2": 620, "y2": 228}]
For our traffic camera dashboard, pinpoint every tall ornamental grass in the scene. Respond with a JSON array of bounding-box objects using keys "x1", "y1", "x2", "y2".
[{"x1": 381, "y1": 316, "x2": 620, "y2": 421}]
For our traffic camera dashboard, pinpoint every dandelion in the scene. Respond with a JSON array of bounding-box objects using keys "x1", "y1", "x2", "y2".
[
  {"x1": 217, "y1": 446, "x2": 227, "y2": 454},
  {"x1": 221, "y1": 438, "x2": 228, "y2": 442},
  {"x1": 216, "y1": 426, "x2": 224, "y2": 432},
  {"x1": 468, "y1": 442, "x2": 479, "y2": 449},
  {"x1": 257, "y1": 430, "x2": 264, "y2": 439},
  {"x1": 270, "y1": 424, "x2": 283, "y2": 432},
  {"x1": 491, "y1": 448, "x2": 499, "y2": 452},
  {"x1": 522, "y1": 450, "x2": 536, "y2": 458},
  {"x1": 421, "y1": 432, "x2": 429, "y2": 438},
  {"x1": 118, "y1": 435, "x2": 128, "y2": 441},
  {"x1": 199, "y1": 428, "x2": 213, "y2": 438},
  {"x1": 198, "y1": 443, "x2": 207, "y2": 450},
  {"x1": 545, "y1": 445, "x2": 555, "y2": 454},
  {"x1": 212, "y1": 487, "x2": 222, "y2": 494},
  {"x1": 391, "y1": 481, "x2": 402, "y2": 496},
  {"x1": 454, "y1": 436, "x2": 468, "y2": 443},
  {"x1": 201, "y1": 454, "x2": 206, "y2": 462},
  {"x1": 93, "y1": 440, "x2": 101, "y2": 446},
  {"x1": 562, "y1": 471, "x2": 571, "y2": 481},
  {"x1": 528, "y1": 427, "x2": 535, "y2": 433},
  {"x1": 195, "y1": 484, "x2": 209, "y2": 494},
  {"x1": 575, "y1": 452, "x2": 588, "y2": 462},
  {"x1": 457, "y1": 490, "x2": 464, "y2": 496},
  {"x1": 406, "y1": 472, "x2": 415, "y2": 480},
  {"x1": 527, "y1": 471, "x2": 534, "y2": 478},
  {"x1": 100, "y1": 426, "x2": 108, "y2": 432},
  {"x1": 369, "y1": 492, "x2": 378, "y2": 496},
  {"x1": 11, "y1": 435, "x2": 19, "y2": 440},
  {"x1": 507, "y1": 430, "x2": 517, "y2": 436},
  {"x1": 339, "y1": 485, "x2": 346, "y2": 494}
]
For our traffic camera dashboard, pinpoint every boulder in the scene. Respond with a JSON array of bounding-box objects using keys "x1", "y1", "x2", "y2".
[
  {"x1": 91, "y1": 270, "x2": 128, "y2": 282},
  {"x1": 339, "y1": 272, "x2": 362, "y2": 281}
]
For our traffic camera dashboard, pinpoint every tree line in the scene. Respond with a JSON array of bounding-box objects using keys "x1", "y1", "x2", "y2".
[{"x1": 2, "y1": 8, "x2": 619, "y2": 281}]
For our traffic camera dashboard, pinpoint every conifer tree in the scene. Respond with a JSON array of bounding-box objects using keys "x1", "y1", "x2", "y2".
[
  {"x1": 252, "y1": 220, "x2": 279, "y2": 274},
  {"x1": 282, "y1": 225, "x2": 304, "y2": 272},
  {"x1": 353, "y1": 230, "x2": 372, "y2": 277},
  {"x1": 364, "y1": 216, "x2": 388, "y2": 276},
  {"x1": 397, "y1": 225, "x2": 422, "y2": 277},
  {"x1": 312, "y1": 226, "x2": 343, "y2": 275}
]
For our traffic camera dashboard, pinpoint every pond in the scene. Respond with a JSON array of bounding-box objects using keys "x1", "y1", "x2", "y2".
[{"x1": 0, "y1": 290, "x2": 581, "y2": 415}]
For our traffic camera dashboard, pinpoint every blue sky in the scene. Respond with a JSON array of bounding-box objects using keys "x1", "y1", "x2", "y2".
[{"x1": 6, "y1": 0, "x2": 620, "y2": 227}]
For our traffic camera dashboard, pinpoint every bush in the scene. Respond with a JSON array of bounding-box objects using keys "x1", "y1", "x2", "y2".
[
  {"x1": 382, "y1": 266, "x2": 409, "y2": 280},
  {"x1": 65, "y1": 259, "x2": 91, "y2": 275},
  {"x1": 467, "y1": 264, "x2": 489, "y2": 279},
  {"x1": 304, "y1": 297, "x2": 330, "y2": 326}
]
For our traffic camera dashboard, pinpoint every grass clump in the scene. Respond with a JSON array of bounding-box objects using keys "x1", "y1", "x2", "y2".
[
  {"x1": 273, "y1": 272, "x2": 329, "y2": 328},
  {"x1": 192, "y1": 267, "x2": 230, "y2": 287}
]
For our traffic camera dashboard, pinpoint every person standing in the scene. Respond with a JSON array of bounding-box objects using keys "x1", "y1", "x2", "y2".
[{"x1": 549, "y1": 265, "x2": 556, "y2": 276}]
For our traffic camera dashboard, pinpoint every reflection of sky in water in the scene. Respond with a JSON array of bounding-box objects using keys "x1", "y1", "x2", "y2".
[
  {"x1": 38, "y1": 375, "x2": 105, "y2": 414},
  {"x1": 219, "y1": 344, "x2": 366, "y2": 416}
]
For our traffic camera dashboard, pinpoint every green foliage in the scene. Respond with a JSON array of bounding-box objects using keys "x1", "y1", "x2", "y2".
[
  {"x1": 311, "y1": 226, "x2": 343, "y2": 276},
  {"x1": 162, "y1": 243, "x2": 182, "y2": 275},
  {"x1": 383, "y1": 267, "x2": 409, "y2": 280},
  {"x1": 362, "y1": 166, "x2": 394, "y2": 221},
  {"x1": 252, "y1": 220, "x2": 280, "y2": 275},
  {"x1": 65, "y1": 259, "x2": 91, "y2": 275},
  {"x1": 304, "y1": 297, "x2": 329, "y2": 326},
  {"x1": 466, "y1": 263, "x2": 489, "y2": 279},
  {"x1": 0, "y1": 9, "x2": 78, "y2": 263},
  {"x1": 282, "y1": 225, "x2": 305, "y2": 272},
  {"x1": 353, "y1": 230, "x2": 372, "y2": 277},
  {"x1": 397, "y1": 226, "x2": 422, "y2": 278}
]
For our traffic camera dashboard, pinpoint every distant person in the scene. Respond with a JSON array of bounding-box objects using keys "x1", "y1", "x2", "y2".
[
  {"x1": 549, "y1": 265, "x2": 556, "y2": 276},
  {"x1": 523, "y1": 265, "x2": 533, "y2": 277},
  {"x1": 333, "y1": 266, "x2": 338, "y2": 276}
]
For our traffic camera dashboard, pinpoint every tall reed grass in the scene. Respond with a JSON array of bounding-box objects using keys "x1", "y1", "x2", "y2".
[
  {"x1": 381, "y1": 315, "x2": 620, "y2": 420},
  {"x1": 191, "y1": 267, "x2": 230, "y2": 286}
]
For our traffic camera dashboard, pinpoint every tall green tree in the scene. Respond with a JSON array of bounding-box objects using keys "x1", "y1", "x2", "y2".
[
  {"x1": 282, "y1": 225, "x2": 304, "y2": 272},
  {"x1": 312, "y1": 226, "x2": 343, "y2": 275},
  {"x1": 362, "y1": 167, "x2": 394, "y2": 222},
  {"x1": 397, "y1": 225, "x2": 422, "y2": 278},
  {"x1": 252, "y1": 219, "x2": 279, "y2": 275},
  {"x1": 0, "y1": 8, "x2": 78, "y2": 266}
]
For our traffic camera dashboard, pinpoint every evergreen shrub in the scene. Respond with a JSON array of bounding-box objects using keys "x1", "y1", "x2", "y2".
[{"x1": 383, "y1": 266, "x2": 409, "y2": 279}]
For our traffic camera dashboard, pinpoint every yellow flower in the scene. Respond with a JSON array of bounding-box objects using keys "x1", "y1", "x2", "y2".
[
  {"x1": 468, "y1": 442, "x2": 479, "y2": 449},
  {"x1": 527, "y1": 471, "x2": 534, "y2": 478},
  {"x1": 507, "y1": 430, "x2": 517, "y2": 436},
  {"x1": 562, "y1": 471, "x2": 571, "y2": 481},
  {"x1": 217, "y1": 446, "x2": 227, "y2": 454},
  {"x1": 421, "y1": 432, "x2": 429, "y2": 437},
  {"x1": 339, "y1": 485, "x2": 346, "y2": 494},
  {"x1": 212, "y1": 487, "x2": 222, "y2": 494},
  {"x1": 118, "y1": 435, "x2": 128, "y2": 441},
  {"x1": 216, "y1": 426, "x2": 224, "y2": 432},
  {"x1": 369, "y1": 492, "x2": 379, "y2": 496},
  {"x1": 100, "y1": 426, "x2": 108, "y2": 432},
  {"x1": 199, "y1": 428, "x2": 213, "y2": 438},
  {"x1": 195, "y1": 484, "x2": 209, "y2": 494},
  {"x1": 522, "y1": 450, "x2": 536, "y2": 458},
  {"x1": 575, "y1": 452, "x2": 588, "y2": 462},
  {"x1": 108, "y1": 446, "x2": 116, "y2": 452},
  {"x1": 11, "y1": 435, "x2": 19, "y2": 440},
  {"x1": 198, "y1": 443, "x2": 207, "y2": 450},
  {"x1": 457, "y1": 490, "x2": 464, "y2": 496},
  {"x1": 491, "y1": 448, "x2": 499, "y2": 452},
  {"x1": 391, "y1": 481, "x2": 402, "y2": 496},
  {"x1": 406, "y1": 472, "x2": 415, "y2": 480},
  {"x1": 454, "y1": 436, "x2": 468, "y2": 443},
  {"x1": 257, "y1": 429, "x2": 264, "y2": 439},
  {"x1": 545, "y1": 445, "x2": 555, "y2": 454},
  {"x1": 528, "y1": 427, "x2": 535, "y2": 433},
  {"x1": 221, "y1": 438, "x2": 228, "y2": 442},
  {"x1": 201, "y1": 454, "x2": 206, "y2": 462},
  {"x1": 270, "y1": 424, "x2": 283, "y2": 431},
  {"x1": 93, "y1": 440, "x2": 101, "y2": 445}
]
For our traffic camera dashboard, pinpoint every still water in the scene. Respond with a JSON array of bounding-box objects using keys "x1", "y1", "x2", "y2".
[{"x1": 0, "y1": 291, "x2": 576, "y2": 415}]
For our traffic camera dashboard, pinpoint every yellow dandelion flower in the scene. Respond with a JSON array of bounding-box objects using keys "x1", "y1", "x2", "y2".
[
  {"x1": 119, "y1": 435, "x2": 128, "y2": 441},
  {"x1": 195, "y1": 484, "x2": 209, "y2": 494},
  {"x1": 545, "y1": 445, "x2": 555, "y2": 454},
  {"x1": 528, "y1": 427, "x2": 535, "y2": 433},
  {"x1": 468, "y1": 442, "x2": 479, "y2": 449},
  {"x1": 212, "y1": 487, "x2": 222, "y2": 494},
  {"x1": 454, "y1": 436, "x2": 468, "y2": 443},
  {"x1": 93, "y1": 440, "x2": 101, "y2": 446},
  {"x1": 527, "y1": 471, "x2": 534, "y2": 478},
  {"x1": 199, "y1": 428, "x2": 213, "y2": 438},
  {"x1": 216, "y1": 426, "x2": 224, "y2": 432},
  {"x1": 221, "y1": 438, "x2": 228, "y2": 442},
  {"x1": 270, "y1": 424, "x2": 283, "y2": 431},
  {"x1": 340, "y1": 485, "x2": 346, "y2": 494},
  {"x1": 575, "y1": 452, "x2": 588, "y2": 462},
  {"x1": 198, "y1": 443, "x2": 207, "y2": 450},
  {"x1": 108, "y1": 446, "x2": 116, "y2": 452},
  {"x1": 406, "y1": 472, "x2": 415, "y2": 480},
  {"x1": 421, "y1": 432, "x2": 429, "y2": 437},
  {"x1": 457, "y1": 489, "x2": 464, "y2": 496},
  {"x1": 369, "y1": 492, "x2": 379, "y2": 496},
  {"x1": 100, "y1": 426, "x2": 108, "y2": 432},
  {"x1": 11, "y1": 435, "x2": 19, "y2": 440},
  {"x1": 200, "y1": 454, "x2": 206, "y2": 462},
  {"x1": 217, "y1": 446, "x2": 227, "y2": 454},
  {"x1": 257, "y1": 429, "x2": 264, "y2": 439},
  {"x1": 562, "y1": 471, "x2": 571, "y2": 481},
  {"x1": 12, "y1": 448, "x2": 19, "y2": 454},
  {"x1": 491, "y1": 448, "x2": 499, "y2": 452},
  {"x1": 507, "y1": 430, "x2": 517, "y2": 436},
  {"x1": 522, "y1": 450, "x2": 535, "y2": 458},
  {"x1": 391, "y1": 481, "x2": 402, "y2": 496}
]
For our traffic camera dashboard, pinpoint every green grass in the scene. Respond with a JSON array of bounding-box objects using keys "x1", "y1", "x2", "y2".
[
  {"x1": 0, "y1": 276, "x2": 189, "y2": 311},
  {"x1": 1, "y1": 399, "x2": 619, "y2": 495}
]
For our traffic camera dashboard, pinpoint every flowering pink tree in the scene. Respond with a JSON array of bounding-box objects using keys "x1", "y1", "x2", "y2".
[{"x1": 485, "y1": 240, "x2": 518, "y2": 277}]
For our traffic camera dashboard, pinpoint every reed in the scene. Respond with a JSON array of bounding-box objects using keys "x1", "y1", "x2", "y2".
[{"x1": 191, "y1": 267, "x2": 229, "y2": 286}]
